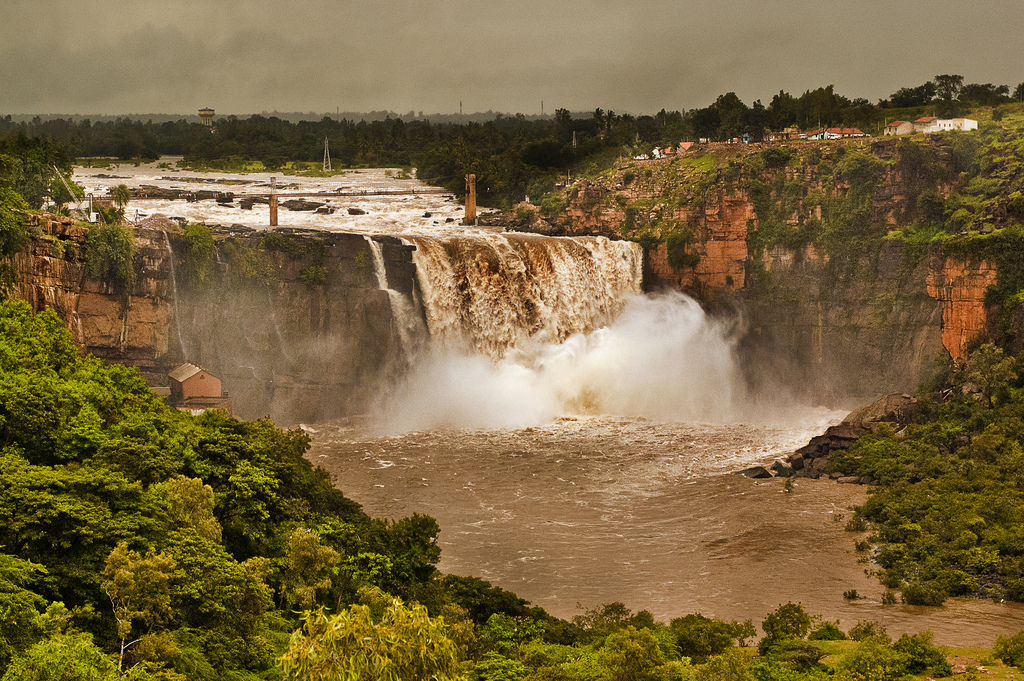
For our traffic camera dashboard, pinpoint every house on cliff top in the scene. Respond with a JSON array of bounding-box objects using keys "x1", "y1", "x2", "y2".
[
  {"x1": 884, "y1": 121, "x2": 915, "y2": 136},
  {"x1": 168, "y1": 363, "x2": 232, "y2": 415},
  {"x1": 804, "y1": 127, "x2": 867, "y2": 140}
]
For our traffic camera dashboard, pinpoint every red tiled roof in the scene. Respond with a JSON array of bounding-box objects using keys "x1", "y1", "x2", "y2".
[
  {"x1": 886, "y1": 121, "x2": 908, "y2": 127},
  {"x1": 915, "y1": 116, "x2": 937, "y2": 123}
]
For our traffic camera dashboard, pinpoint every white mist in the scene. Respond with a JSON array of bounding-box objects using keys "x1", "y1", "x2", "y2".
[{"x1": 376, "y1": 291, "x2": 745, "y2": 432}]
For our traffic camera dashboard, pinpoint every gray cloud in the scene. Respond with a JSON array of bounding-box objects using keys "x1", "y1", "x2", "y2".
[{"x1": 2, "y1": 0, "x2": 1022, "y2": 115}]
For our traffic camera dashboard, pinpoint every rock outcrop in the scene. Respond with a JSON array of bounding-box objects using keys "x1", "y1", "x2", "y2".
[
  {"x1": 544, "y1": 146, "x2": 998, "y2": 402},
  {"x1": 10, "y1": 214, "x2": 415, "y2": 424},
  {"x1": 787, "y1": 393, "x2": 917, "y2": 482}
]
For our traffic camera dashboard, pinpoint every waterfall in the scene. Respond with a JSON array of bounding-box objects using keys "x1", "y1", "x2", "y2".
[
  {"x1": 162, "y1": 231, "x2": 188, "y2": 359},
  {"x1": 402, "y1": 233, "x2": 642, "y2": 358},
  {"x1": 363, "y1": 236, "x2": 428, "y2": 358}
]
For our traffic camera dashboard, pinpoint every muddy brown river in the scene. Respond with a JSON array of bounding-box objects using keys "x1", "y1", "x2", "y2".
[{"x1": 309, "y1": 414, "x2": 1024, "y2": 647}]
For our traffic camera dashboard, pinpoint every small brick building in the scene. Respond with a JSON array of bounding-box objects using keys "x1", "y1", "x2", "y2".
[{"x1": 168, "y1": 363, "x2": 232, "y2": 415}]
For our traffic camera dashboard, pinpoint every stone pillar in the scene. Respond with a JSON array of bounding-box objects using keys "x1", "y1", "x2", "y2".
[
  {"x1": 464, "y1": 174, "x2": 477, "y2": 225},
  {"x1": 269, "y1": 176, "x2": 278, "y2": 227}
]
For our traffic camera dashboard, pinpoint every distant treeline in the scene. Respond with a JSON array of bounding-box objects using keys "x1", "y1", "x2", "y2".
[{"x1": 2, "y1": 74, "x2": 1022, "y2": 208}]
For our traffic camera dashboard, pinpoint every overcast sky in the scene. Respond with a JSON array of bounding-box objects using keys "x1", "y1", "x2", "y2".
[{"x1": 3, "y1": 0, "x2": 1022, "y2": 116}]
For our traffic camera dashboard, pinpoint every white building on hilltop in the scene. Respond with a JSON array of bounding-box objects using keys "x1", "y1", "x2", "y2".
[{"x1": 911, "y1": 116, "x2": 978, "y2": 134}]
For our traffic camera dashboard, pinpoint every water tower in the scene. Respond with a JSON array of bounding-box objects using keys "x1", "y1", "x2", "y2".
[{"x1": 199, "y1": 108, "x2": 215, "y2": 127}]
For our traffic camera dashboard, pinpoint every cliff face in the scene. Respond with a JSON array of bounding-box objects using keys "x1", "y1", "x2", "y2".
[
  {"x1": 926, "y1": 254, "x2": 998, "y2": 361},
  {"x1": 552, "y1": 143, "x2": 998, "y2": 401},
  {"x1": 11, "y1": 215, "x2": 411, "y2": 424}
]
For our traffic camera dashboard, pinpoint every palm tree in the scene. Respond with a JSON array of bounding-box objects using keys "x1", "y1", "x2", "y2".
[
  {"x1": 111, "y1": 184, "x2": 131, "y2": 211},
  {"x1": 110, "y1": 184, "x2": 131, "y2": 222}
]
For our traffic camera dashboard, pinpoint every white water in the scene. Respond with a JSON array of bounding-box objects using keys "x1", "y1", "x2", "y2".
[
  {"x1": 363, "y1": 235, "x2": 428, "y2": 359},
  {"x1": 73, "y1": 160, "x2": 467, "y2": 235},
  {"x1": 161, "y1": 231, "x2": 187, "y2": 359},
  {"x1": 376, "y1": 292, "x2": 748, "y2": 432}
]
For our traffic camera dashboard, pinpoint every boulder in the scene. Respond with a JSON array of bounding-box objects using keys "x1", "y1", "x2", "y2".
[
  {"x1": 841, "y1": 393, "x2": 916, "y2": 430},
  {"x1": 348, "y1": 207, "x2": 366, "y2": 215},
  {"x1": 423, "y1": 211, "x2": 432, "y2": 218},
  {"x1": 789, "y1": 453, "x2": 805, "y2": 470},
  {"x1": 837, "y1": 476, "x2": 862, "y2": 484},
  {"x1": 282, "y1": 199, "x2": 324, "y2": 212},
  {"x1": 770, "y1": 460, "x2": 794, "y2": 477},
  {"x1": 736, "y1": 466, "x2": 773, "y2": 479}
]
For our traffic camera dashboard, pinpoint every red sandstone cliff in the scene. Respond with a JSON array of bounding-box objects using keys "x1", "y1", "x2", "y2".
[{"x1": 553, "y1": 150, "x2": 997, "y2": 397}]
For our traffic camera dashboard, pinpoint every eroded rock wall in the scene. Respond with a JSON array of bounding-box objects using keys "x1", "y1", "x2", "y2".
[
  {"x1": 10, "y1": 216, "x2": 412, "y2": 424},
  {"x1": 556, "y1": 156, "x2": 993, "y2": 403}
]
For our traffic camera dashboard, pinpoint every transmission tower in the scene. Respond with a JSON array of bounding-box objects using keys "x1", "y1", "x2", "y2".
[{"x1": 322, "y1": 137, "x2": 332, "y2": 171}]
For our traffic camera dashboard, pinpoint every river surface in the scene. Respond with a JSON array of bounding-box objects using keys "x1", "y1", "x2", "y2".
[
  {"x1": 309, "y1": 415, "x2": 1024, "y2": 647},
  {"x1": 79, "y1": 159, "x2": 1024, "y2": 647}
]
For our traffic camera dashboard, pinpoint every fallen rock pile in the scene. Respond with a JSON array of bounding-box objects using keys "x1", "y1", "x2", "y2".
[{"x1": 735, "y1": 393, "x2": 917, "y2": 484}]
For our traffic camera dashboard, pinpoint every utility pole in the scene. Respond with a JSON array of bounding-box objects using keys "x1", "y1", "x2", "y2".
[{"x1": 323, "y1": 137, "x2": 332, "y2": 171}]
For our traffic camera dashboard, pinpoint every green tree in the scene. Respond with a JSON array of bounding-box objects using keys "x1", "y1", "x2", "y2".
[
  {"x1": 101, "y1": 542, "x2": 175, "y2": 672},
  {"x1": 157, "y1": 476, "x2": 221, "y2": 542},
  {"x1": 669, "y1": 614, "x2": 741, "y2": 661},
  {"x1": 599, "y1": 625, "x2": 665, "y2": 681},
  {"x1": 0, "y1": 187, "x2": 30, "y2": 291},
  {"x1": 995, "y1": 631, "x2": 1024, "y2": 668},
  {"x1": 832, "y1": 636, "x2": 907, "y2": 681},
  {"x1": 967, "y1": 343, "x2": 1016, "y2": 407},
  {"x1": 282, "y1": 528, "x2": 339, "y2": 610},
  {"x1": 758, "y1": 603, "x2": 812, "y2": 655},
  {"x1": 934, "y1": 74, "x2": 964, "y2": 101},
  {"x1": 280, "y1": 597, "x2": 459, "y2": 681},
  {"x1": 0, "y1": 553, "x2": 47, "y2": 672},
  {"x1": 1, "y1": 633, "x2": 119, "y2": 681}
]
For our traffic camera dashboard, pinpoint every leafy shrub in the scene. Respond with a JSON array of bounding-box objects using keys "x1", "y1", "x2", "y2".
[
  {"x1": 85, "y1": 222, "x2": 137, "y2": 302},
  {"x1": 833, "y1": 637, "x2": 906, "y2": 681},
  {"x1": 994, "y1": 631, "x2": 1024, "y2": 668},
  {"x1": 665, "y1": 229, "x2": 700, "y2": 269},
  {"x1": 808, "y1": 621, "x2": 846, "y2": 641},
  {"x1": 761, "y1": 147, "x2": 792, "y2": 169},
  {"x1": 669, "y1": 613, "x2": 740, "y2": 661},
  {"x1": 178, "y1": 224, "x2": 216, "y2": 289},
  {"x1": 901, "y1": 581, "x2": 946, "y2": 606},
  {"x1": 761, "y1": 603, "x2": 811, "y2": 642},
  {"x1": 300, "y1": 265, "x2": 327, "y2": 288},
  {"x1": 893, "y1": 631, "x2": 945, "y2": 673},
  {"x1": 771, "y1": 639, "x2": 828, "y2": 670},
  {"x1": 261, "y1": 232, "x2": 306, "y2": 260},
  {"x1": 848, "y1": 621, "x2": 889, "y2": 643}
]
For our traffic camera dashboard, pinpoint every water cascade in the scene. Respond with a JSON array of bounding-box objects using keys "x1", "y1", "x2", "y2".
[
  {"x1": 363, "y1": 235, "x2": 428, "y2": 359},
  {"x1": 403, "y1": 233, "x2": 643, "y2": 358},
  {"x1": 162, "y1": 231, "x2": 188, "y2": 359},
  {"x1": 372, "y1": 235, "x2": 745, "y2": 432}
]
